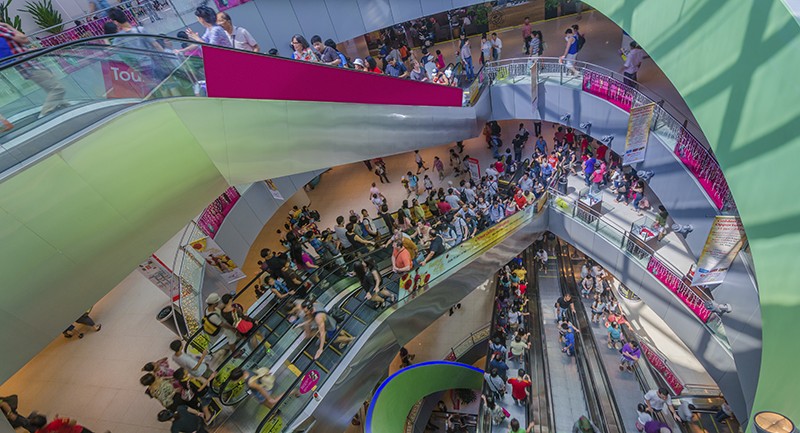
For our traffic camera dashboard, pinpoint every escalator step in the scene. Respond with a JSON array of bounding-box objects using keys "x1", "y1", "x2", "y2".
[{"x1": 314, "y1": 361, "x2": 329, "y2": 374}]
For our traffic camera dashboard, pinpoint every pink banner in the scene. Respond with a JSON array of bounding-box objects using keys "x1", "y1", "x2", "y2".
[
  {"x1": 674, "y1": 129, "x2": 730, "y2": 210},
  {"x1": 201, "y1": 46, "x2": 463, "y2": 107},
  {"x1": 211, "y1": 0, "x2": 251, "y2": 12},
  {"x1": 582, "y1": 70, "x2": 634, "y2": 112},
  {"x1": 299, "y1": 369, "x2": 320, "y2": 394},
  {"x1": 197, "y1": 186, "x2": 240, "y2": 238},
  {"x1": 646, "y1": 256, "x2": 712, "y2": 322},
  {"x1": 641, "y1": 343, "x2": 684, "y2": 395}
]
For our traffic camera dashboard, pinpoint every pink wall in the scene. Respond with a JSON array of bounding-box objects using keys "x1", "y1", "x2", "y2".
[{"x1": 202, "y1": 46, "x2": 463, "y2": 107}]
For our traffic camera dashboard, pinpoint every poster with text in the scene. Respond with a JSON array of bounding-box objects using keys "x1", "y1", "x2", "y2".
[
  {"x1": 691, "y1": 216, "x2": 747, "y2": 286},
  {"x1": 265, "y1": 179, "x2": 284, "y2": 201},
  {"x1": 101, "y1": 60, "x2": 156, "y2": 98},
  {"x1": 467, "y1": 157, "x2": 481, "y2": 182},
  {"x1": 623, "y1": 103, "x2": 656, "y2": 165},
  {"x1": 137, "y1": 255, "x2": 179, "y2": 300},
  {"x1": 188, "y1": 236, "x2": 247, "y2": 284}
]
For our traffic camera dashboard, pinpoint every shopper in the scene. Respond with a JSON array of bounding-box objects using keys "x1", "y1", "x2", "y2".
[
  {"x1": 301, "y1": 299, "x2": 354, "y2": 359},
  {"x1": 491, "y1": 32, "x2": 503, "y2": 61},
  {"x1": 555, "y1": 293, "x2": 576, "y2": 322},
  {"x1": 560, "y1": 28, "x2": 579, "y2": 75},
  {"x1": 0, "y1": 21, "x2": 66, "y2": 118},
  {"x1": 619, "y1": 340, "x2": 641, "y2": 372},
  {"x1": 291, "y1": 34, "x2": 320, "y2": 62},
  {"x1": 521, "y1": 17, "x2": 532, "y2": 55},
  {"x1": 636, "y1": 403, "x2": 653, "y2": 431},
  {"x1": 508, "y1": 369, "x2": 531, "y2": 405},
  {"x1": 186, "y1": 6, "x2": 231, "y2": 47},
  {"x1": 62, "y1": 309, "x2": 102, "y2": 338},
  {"x1": 311, "y1": 35, "x2": 341, "y2": 66},
  {"x1": 169, "y1": 340, "x2": 212, "y2": 379},
  {"x1": 508, "y1": 335, "x2": 530, "y2": 363},
  {"x1": 29, "y1": 413, "x2": 99, "y2": 433},
  {"x1": 460, "y1": 37, "x2": 474, "y2": 81},
  {"x1": 644, "y1": 387, "x2": 681, "y2": 422},
  {"x1": 354, "y1": 259, "x2": 396, "y2": 307},
  {"x1": 572, "y1": 416, "x2": 600, "y2": 433},
  {"x1": 1, "y1": 395, "x2": 32, "y2": 432},
  {"x1": 217, "y1": 12, "x2": 259, "y2": 51},
  {"x1": 643, "y1": 420, "x2": 672, "y2": 433},
  {"x1": 228, "y1": 367, "x2": 283, "y2": 408},
  {"x1": 481, "y1": 394, "x2": 507, "y2": 425},
  {"x1": 509, "y1": 418, "x2": 535, "y2": 433},
  {"x1": 622, "y1": 42, "x2": 645, "y2": 87},
  {"x1": 157, "y1": 405, "x2": 208, "y2": 433},
  {"x1": 483, "y1": 368, "x2": 506, "y2": 400},
  {"x1": 489, "y1": 352, "x2": 510, "y2": 381}
]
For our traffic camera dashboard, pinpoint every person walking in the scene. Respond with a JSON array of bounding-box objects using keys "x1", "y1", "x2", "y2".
[
  {"x1": 622, "y1": 41, "x2": 645, "y2": 87},
  {"x1": 480, "y1": 35, "x2": 492, "y2": 65},
  {"x1": 301, "y1": 299, "x2": 354, "y2": 359},
  {"x1": 0, "y1": 21, "x2": 66, "y2": 119},
  {"x1": 414, "y1": 150, "x2": 429, "y2": 174},
  {"x1": 521, "y1": 17, "x2": 532, "y2": 55},
  {"x1": 560, "y1": 28, "x2": 579, "y2": 76},
  {"x1": 491, "y1": 33, "x2": 503, "y2": 61},
  {"x1": 460, "y1": 38, "x2": 474, "y2": 81}
]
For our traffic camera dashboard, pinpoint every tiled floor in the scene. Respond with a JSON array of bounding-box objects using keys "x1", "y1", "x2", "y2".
[{"x1": 1, "y1": 9, "x2": 713, "y2": 433}]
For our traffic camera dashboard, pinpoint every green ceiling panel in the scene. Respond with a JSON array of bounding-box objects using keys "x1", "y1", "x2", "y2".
[{"x1": 588, "y1": 0, "x2": 800, "y2": 426}]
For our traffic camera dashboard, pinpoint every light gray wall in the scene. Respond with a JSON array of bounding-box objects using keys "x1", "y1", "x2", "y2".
[
  {"x1": 491, "y1": 81, "x2": 719, "y2": 258},
  {"x1": 547, "y1": 207, "x2": 751, "y2": 423}
]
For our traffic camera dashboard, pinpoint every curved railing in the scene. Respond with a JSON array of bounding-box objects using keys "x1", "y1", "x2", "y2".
[
  {"x1": 547, "y1": 188, "x2": 730, "y2": 351},
  {"x1": 484, "y1": 57, "x2": 735, "y2": 212}
]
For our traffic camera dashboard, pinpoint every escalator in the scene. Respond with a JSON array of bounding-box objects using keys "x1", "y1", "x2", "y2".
[
  {"x1": 206, "y1": 200, "x2": 548, "y2": 432},
  {"x1": 0, "y1": 33, "x2": 490, "y2": 377}
]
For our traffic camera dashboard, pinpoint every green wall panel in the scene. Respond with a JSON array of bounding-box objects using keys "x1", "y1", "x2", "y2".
[
  {"x1": 367, "y1": 361, "x2": 484, "y2": 433},
  {"x1": 587, "y1": 0, "x2": 800, "y2": 425}
]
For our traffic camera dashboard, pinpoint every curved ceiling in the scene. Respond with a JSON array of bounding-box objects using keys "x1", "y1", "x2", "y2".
[{"x1": 584, "y1": 0, "x2": 800, "y2": 424}]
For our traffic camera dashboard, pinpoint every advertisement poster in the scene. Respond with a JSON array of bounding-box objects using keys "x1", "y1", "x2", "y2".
[
  {"x1": 265, "y1": 179, "x2": 284, "y2": 201},
  {"x1": 101, "y1": 60, "x2": 155, "y2": 98},
  {"x1": 299, "y1": 370, "x2": 320, "y2": 394},
  {"x1": 467, "y1": 157, "x2": 481, "y2": 182},
  {"x1": 212, "y1": 0, "x2": 252, "y2": 12},
  {"x1": 188, "y1": 236, "x2": 247, "y2": 284},
  {"x1": 623, "y1": 103, "x2": 656, "y2": 165},
  {"x1": 137, "y1": 255, "x2": 179, "y2": 300},
  {"x1": 691, "y1": 216, "x2": 747, "y2": 286}
]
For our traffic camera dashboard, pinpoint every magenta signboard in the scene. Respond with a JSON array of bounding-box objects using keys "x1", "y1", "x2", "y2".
[
  {"x1": 582, "y1": 70, "x2": 634, "y2": 112},
  {"x1": 201, "y1": 46, "x2": 463, "y2": 107},
  {"x1": 674, "y1": 129, "x2": 730, "y2": 210},
  {"x1": 646, "y1": 256, "x2": 712, "y2": 323}
]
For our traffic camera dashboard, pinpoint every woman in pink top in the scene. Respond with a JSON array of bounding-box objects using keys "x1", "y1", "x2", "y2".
[{"x1": 590, "y1": 163, "x2": 606, "y2": 194}]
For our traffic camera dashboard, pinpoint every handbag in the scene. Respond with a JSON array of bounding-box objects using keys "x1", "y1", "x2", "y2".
[
  {"x1": 232, "y1": 310, "x2": 254, "y2": 334},
  {"x1": 502, "y1": 407, "x2": 511, "y2": 418}
]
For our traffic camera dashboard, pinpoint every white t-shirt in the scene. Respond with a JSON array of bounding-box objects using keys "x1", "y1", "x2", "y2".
[
  {"x1": 644, "y1": 390, "x2": 671, "y2": 411},
  {"x1": 173, "y1": 352, "x2": 207, "y2": 377},
  {"x1": 538, "y1": 250, "x2": 548, "y2": 262},
  {"x1": 229, "y1": 26, "x2": 258, "y2": 51},
  {"x1": 492, "y1": 37, "x2": 503, "y2": 51}
]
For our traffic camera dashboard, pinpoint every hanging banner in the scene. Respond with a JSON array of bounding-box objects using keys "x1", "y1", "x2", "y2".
[
  {"x1": 188, "y1": 236, "x2": 247, "y2": 284},
  {"x1": 623, "y1": 103, "x2": 656, "y2": 165},
  {"x1": 265, "y1": 179, "x2": 284, "y2": 201},
  {"x1": 467, "y1": 157, "x2": 481, "y2": 182},
  {"x1": 299, "y1": 370, "x2": 320, "y2": 394},
  {"x1": 691, "y1": 216, "x2": 747, "y2": 286},
  {"x1": 137, "y1": 255, "x2": 179, "y2": 301},
  {"x1": 198, "y1": 186, "x2": 241, "y2": 238}
]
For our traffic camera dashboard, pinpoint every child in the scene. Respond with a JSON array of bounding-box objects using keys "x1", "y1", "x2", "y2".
[{"x1": 636, "y1": 403, "x2": 653, "y2": 431}]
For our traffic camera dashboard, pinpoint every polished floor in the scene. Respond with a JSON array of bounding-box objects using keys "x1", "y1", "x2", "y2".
[{"x1": 0, "y1": 10, "x2": 713, "y2": 433}]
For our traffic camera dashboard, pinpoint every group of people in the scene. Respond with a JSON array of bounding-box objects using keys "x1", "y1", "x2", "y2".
[{"x1": 481, "y1": 257, "x2": 535, "y2": 433}]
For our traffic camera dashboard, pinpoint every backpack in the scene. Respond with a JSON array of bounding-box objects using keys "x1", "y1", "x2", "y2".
[
  {"x1": 576, "y1": 32, "x2": 586, "y2": 52},
  {"x1": 336, "y1": 51, "x2": 348, "y2": 68},
  {"x1": 329, "y1": 308, "x2": 347, "y2": 324},
  {"x1": 459, "y1": 188, "x2": 468, "y2": 203},
  {"x1": 202, "y1": 311, "x2": 222, "y2": 336}
]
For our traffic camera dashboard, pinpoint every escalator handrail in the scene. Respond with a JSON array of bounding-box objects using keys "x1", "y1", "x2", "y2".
[
  {"x1": 557, "y1": 241, "x2": 625, "y2": 433},
  {"x1": 526, "y1": 249, "x2": 555, "y2": 433},
  {"x1": 554, "y1": 240, "x2": 605, "y2": 430}
]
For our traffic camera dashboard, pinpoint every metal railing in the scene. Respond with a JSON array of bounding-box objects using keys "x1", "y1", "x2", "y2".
[
  {"x1": 485, "y1": 57, "x2": 735, "y2": 212},
  {"x1": 547, "y1": 188, "x2": 730, "y2": 351}
]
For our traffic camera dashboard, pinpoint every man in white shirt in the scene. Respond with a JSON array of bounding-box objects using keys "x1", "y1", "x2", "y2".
[
  {"x1": 170, "y1": 339, "x2": 212, "y2": 379},
  {"x1": 217, "y1": 12, "x2": 259, "y2": 52},
  {"x1": 622, "y1": 41, "x2": 646, "y2": 87},
  {"x1": 644, "y1": 387, "x2": 681, "y2": 422},
  {"x1": 491, "y1": 32, "x2": 503, "y2": 60}
]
